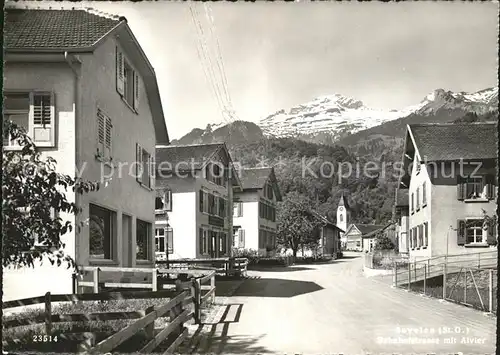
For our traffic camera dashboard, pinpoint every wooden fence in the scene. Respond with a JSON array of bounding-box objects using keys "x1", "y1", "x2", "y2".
[
  {"x1": 3, "y1": 270, "x2": 218, "y2": 353},
  {"x1": 156, "y1": 257, "x2": 248, "y2": 277}
]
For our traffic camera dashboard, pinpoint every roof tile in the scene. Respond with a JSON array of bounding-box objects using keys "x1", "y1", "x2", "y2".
[{"x1": 5, "y1": 8, "x2": 121, "y2": 49}]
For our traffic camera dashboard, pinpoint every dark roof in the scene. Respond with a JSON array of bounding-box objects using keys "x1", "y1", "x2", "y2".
[
  {"x1": 363, "y1": 223, "x2": 394, "y2": 239},
  {"x1": 238, "y1": 168, "x2": 272, "y2": 190},
  {"x1": 395, "y1": 188, "x2": 409, "y2": 207},
  {"x1": 408, "y1": 122, "x2": 497, "y2": 162},
  {"x1": 156, "y1": 143, "x2": 224, "y2": 171},
  {"x1": 312, "y1": 211, "x2": 343, "y2": 232},
  {"x1": 5, "y1": 8, "x2": 122, "y2": 50}
]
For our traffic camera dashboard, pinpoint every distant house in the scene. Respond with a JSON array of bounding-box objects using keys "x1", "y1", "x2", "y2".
[
  {"x1": 394, "y1": 188, "x2": 410, "y2": 255},
  {"x1": 344, "y1": 224, "x2": 385, "y2": 252},
  {"x1": 232, "y1": 167, "x2": 282, "y2": 256},
  {"x1": 361, "y1": 223, "x2": 395, "y2": 253},
  {"x1": 3, "y1": 7, "x2": 169, "y2": 301},
  {"x1": 399, "y1": 122, "x2": 497, "y2": 260},
  {"x1": 155, "y1": 143, "x2": 242, "y2": 259}
]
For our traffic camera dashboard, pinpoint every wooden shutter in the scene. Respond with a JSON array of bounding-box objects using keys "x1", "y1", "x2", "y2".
[
  {"x1": 31, "y1": 93, "x2": 54, "y2": 144},
  {"x1": 238, "y1": 202, "x2": 242, "y2": 217},
  {"x1": 424, "y1": 222, "x2": 428, "y2": 246},
  {"x1": 116, "y1": 47, "x2": 125, "y2": 96},
  {"x1": 409, "y1": 229, "x2": 413, "y2": 249},
  {"x1": 457, "y1": 220, "x2": 466, "y2": 245},
  {"x1": 167, "y1": 229, "x2": 173, "y2": 254},
  {"x1": 199, "y1": 191, "x2": 204, "y2": 212},
  {"x1": 133, "y1": 72, "x2": 140, "y2": 111},
  {"x1": 136, "y1": 143, "x2": 143, "y2": 183},
  {"x1": 487, "y1": 220, "x2": 497, "y2": 245},
  {"x1": 239, "y1": 230, "x2": 245, "y2": 248},
  {"x1": 97, "y1": 109, "x2": 105, "y2": 155},
  {"x1": 105, "y1": 115, "x2": 112, "y2": 158},
  {"x1": 457, "y1": 176, "x2": 465, "y2": 201}
]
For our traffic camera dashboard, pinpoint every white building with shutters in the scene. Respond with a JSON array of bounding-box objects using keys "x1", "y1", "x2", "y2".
[
  {"x1": 232, "y1": 167, "x2": 282, "y2": 256},
  {"x1": 155, "y1": 143, "x2": 242, "y2": 260},
  {"x1": 399, "y1": 122, "x2": 497, "y2": 260},
  {"x1": 3, "y1": 6, "x2": 169, "y2": 301}
]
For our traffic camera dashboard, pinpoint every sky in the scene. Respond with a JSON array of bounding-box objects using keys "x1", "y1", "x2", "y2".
[{"x1": 15, "y1": 1, "x2": 499, "y2": 139}]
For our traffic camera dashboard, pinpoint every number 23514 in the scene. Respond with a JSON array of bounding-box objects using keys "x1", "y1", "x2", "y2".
[{"x1": 33, "y1": 335, "x2": 58, "y2": 342}]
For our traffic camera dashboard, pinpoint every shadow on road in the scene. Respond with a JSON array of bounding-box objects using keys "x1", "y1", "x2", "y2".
[
  {"x1": 182, "y1": 303, "x2": 274, "y2": 354},
  {"x1": 248, "y1": 266, "x2": 315, "y2": 272},
  {"x1": 339, "y1": 255, "x2": 361, "y2": 259},
  {"x1": 234, "y1": 278, "x2": 323, "y2": 297}
]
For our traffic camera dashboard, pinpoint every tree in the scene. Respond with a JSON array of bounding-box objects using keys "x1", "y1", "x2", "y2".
[
  {"x1": 2, "y1": 121, "x2": 99, "y2": 269},
  {"x1": 276, "y1": 191, "x2": 324, "y2": 259},
  {"x1": 374, "y1": 234, "x2": 395, "y2": 251}
]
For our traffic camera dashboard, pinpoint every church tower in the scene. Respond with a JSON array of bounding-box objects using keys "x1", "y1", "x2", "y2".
[{"x1": 337, "y1": 193, "x2": 350, "y2": 244}]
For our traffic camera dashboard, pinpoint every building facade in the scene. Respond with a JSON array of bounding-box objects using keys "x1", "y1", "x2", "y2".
[
  {"x1": 3, "y1": 7, "x2": 169, "y2": 301},
  {"x1": 155, "y1": 143, "x2": 242, "y2": 259},
  {"x1": 394, "y1": 188, "x2": 410, "y2": 255},
  {"x1": 232, "y1": 168, "x2": 282, "y2": 256},
  {"x1": 400, "y1": 122, "x2": 497, "y2": 260},
  {"x1": 344, "y1": 224, "x2": 385, "y2": 252}
]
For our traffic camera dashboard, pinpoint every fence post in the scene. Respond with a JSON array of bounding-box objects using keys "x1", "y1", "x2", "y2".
[
  {"x1": 489, "y1": 269, "x2": 493, "y2": 313},
  {"x1": 144, "y1": 305, "x2": 155, "y2": 341},
  {"x1": 93, "y1": 268, "x2": 99, "y2": 293},
  {"x1": 192, "y1": 278, "x2": 201, "y2": 324},
  {"x1": 407, "y1": 262, "x2": 411, "y2": 291},
  {"x1": 413, "y1": 260, "x2": 417, "y2": 283},
  {"x1": 152, "y1": 268, "x2": 158, "y2": 292},
  {"x1": 210, "y1": 273, "x2": 216, "y2": 304},
  {"x1": 478, "y1": 253, "x2": 481, "y2": 269},
  {"x1": 44, "y1": 292, "x2": 52, "y2": 335},
  {"x1": 442, "y1": 263, "x2": 447, "y2": 299},
  {"x1": 423, "y1": 264, "x2": 427, "y2": 296},
  {"x1": 464, "y1": 271, "x2": 467, "y2": 305}
]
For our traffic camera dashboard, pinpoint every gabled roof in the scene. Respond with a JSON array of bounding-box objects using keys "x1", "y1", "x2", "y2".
[
  {"x1": 316, "y1": 213, "x2": 344, "y2": 233},
  {"x1": 345, "y1": 223, "x2": 385, "y2": 237},
  {"x1": 237, "y1": 167, "x2": 282, "y2": 201},
  {"x1": 408, "y1": 122, "x2": 497, "y2": 162},
  {"x1": 5, "y1": 8, "x2": 122, "y2": 50},
  {"x1": 156, "y1": 143, "x2": 242, "y2": 188},
  {"x1": 362, "y1": 222, "x2": 394, "y2": 239}
]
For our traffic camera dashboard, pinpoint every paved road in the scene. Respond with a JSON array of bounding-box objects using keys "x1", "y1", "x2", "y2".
[{"x1": 180, "y1": 252, "x2": 496, "y2": 354}]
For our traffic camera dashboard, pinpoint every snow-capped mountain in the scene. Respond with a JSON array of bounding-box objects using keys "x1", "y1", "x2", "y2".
[{"x1": 259, "y1": 87, "x2": 498, "y2": 139}]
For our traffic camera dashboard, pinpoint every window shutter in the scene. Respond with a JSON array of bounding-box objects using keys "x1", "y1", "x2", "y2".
[
  {"x1": 149, "y1": 154, "x2": 155, "y2": 189},
  {"x1": 133, "y1": 72, "x2": 140, "y2": 111},
  {"x1": 136, "y1": 143, "x2": 143, "y2": 183},
  {"x1": 238, "y1": 202, "x2": 242, "y2": 217},
  {"x1": 240, "y1": 230, "x2": 245, "y2": 248},
  {"x1": 97, "y1": 110, "x2": 105, "y2": 155},
  {"x1": 166, "y1": 190, "x2": 172, "y2": 211},
  {"x1": 105, "y1": 115, "x2": 112, "y2": 158},
  {"x1": 116, "y1": 47, "x2": 125, "y2": 96},
  {"x1": 424, "y1": 222, "x2": 428, "y2": 246},
  {"x1": 199, "y1": 191, "x2": 204, "y2": 212},
  {"x1": 457, "y1": 176, "x2": 465, "y2": 201},
  {"x1": 457, "y1": 220, "x2": 466, "y2": 245},
  {"x1": 199, "y1": 228, "x2": 203, "y2": 255},
  {"x1": 409, "y1": 229, "x2": 413, "y2": 249},
  {"x1": 487, "y1": 220, "x2": 497, "y2": 245},
  {"x1": 32, "y1": 93, "x2": 54, "y2": 144}
]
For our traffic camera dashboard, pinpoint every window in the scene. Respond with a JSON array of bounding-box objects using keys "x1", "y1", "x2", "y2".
[
  {"x1": 218, "y1": 198, "x2": 226, "y2": 217},
  {"x1": 258, "y1": 230, "x2": 266, "y2": 249},
  {"x1": 416, "y1": 187, "x2": 420, "y2": 210},
  {"x1": 233, "y1": 202, "x2": 243, "y2": 217},
  {"x1": 155, "y1": 228, "x2": 165, "y2": 253},
  {"x1": 136, "y1": 219, "x2": 151, "y2": 260},
  {"x1": 96, "y1": 108, "x2": 112, "y2": 160},
  {"x1": 136, "y1": 144, "x2": 153, "y2": 189},
  {"x1": 89, "y1": 204, "x2": 114, "y2": 260},
  {"x1": 166, "y1": 227, "x2": 173, "y2": 254},
  {"x1": 199, "y1": 228, "x2": 209, "y2": 255},
  {"x1": 465, "y1": 220, "x2": 485, "y2": 244},
  {"x1": 205, "y1": 162, "x2": 225, "y2": 186},
  {"x1": 219, "y1": 232, "x2": 227, "y2": 255},
  {"x1": 339, "y1": 214, "x2": 343, "y2": 222},
  {"x1": 267, "y1": 183, "x2": 273, "y2": 200},
  {"x1": 237, "y1": 229, "x2": 245, "y2": 248},
  {"x1": 411, "y1": 193, "x2": 414, "y2": 213},
  {"x1": 418, "y1": 225, "x2": 423, "y2": 247},
  {"x1": 422, "y1": 182, "x2": 427, "y2": 207},
  {"x1": 3, "y1": 92, "x2": 55, "y2": 147},
  {"x1": 458, "y1": 176, "x2": 488, "y2": 200},
  {"x1": 465, "y1": 177, "x2": 484, "y2": 199},
  {"x1": 199, "y1": 191, "x2": 205, "y2": 213},
  {"x1": 116, "y1": 47, "x2": 139, "y2": 112},
  {"x1": 409, "y1": 229, "x2": 413, "y2": 249}
]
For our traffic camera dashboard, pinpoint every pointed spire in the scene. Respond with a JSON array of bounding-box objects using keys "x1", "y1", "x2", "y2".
[{"x1": 338, "y1": 192, "x2": 349, "y2": 209}]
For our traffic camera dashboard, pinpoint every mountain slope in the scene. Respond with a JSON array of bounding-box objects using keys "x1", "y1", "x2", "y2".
[{"x1": 259, "y1": 87, "x2": 498, "y2": 142}]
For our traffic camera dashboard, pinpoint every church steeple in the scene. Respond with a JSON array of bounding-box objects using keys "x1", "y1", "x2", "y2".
[
  {"x1": 338, "y1": 193, "x2": 349, "y2": 209},
  {"x1": 336, "y1": 192, "x2": 350, "y2": 241}
]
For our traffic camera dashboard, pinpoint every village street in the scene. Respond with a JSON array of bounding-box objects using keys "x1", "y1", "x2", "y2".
[{"x1": 181, "y1": 252, "x2": 496, "y2": 354}]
